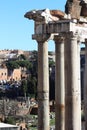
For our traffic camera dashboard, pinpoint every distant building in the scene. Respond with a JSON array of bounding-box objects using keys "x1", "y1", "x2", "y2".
[
  {"x1": 0, "y1": 49, "x2": 24, "y2": 65},
  {"x1": 8, "y1": 68, "x2": 21, "y2": 81},
  {"x1": 0, "y1": 68, "x2": 21, "y2": 82},
  {"x1": 0, "y1": 68, "x2": 8, "y2": 82},
  {"x1": 0, "y1": 49, "x2": 24, "y2": 55}
]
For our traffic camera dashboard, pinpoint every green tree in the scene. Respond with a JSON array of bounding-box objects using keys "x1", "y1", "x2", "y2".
[
  {"x1": 27, "y1": 76, "x2": 37, "y2": 98},
  {"x1": 18, "y1": 54, "x2": 26, "y2": 60},
  {"x1": 30, "y1": 51, "x2": 38, "y2": 77},
  {"x1": 16, "y1": 60, "x2": 33, "y2": 70},
  {"x1": 49, "y1": 60, "x2": 55, "y2": 68},
  {"x1": 30, "y1": 50, "x2": 38, "y2": 61},
  {"x1": 6, "y1": 61, "x2": 19, "y2": 70},
  {"x1": 4, "y1": 117, "x2": 16, "y2": 125},
  {"x1": 21, "y1": 79, "x2": 28, "y2": 99}
]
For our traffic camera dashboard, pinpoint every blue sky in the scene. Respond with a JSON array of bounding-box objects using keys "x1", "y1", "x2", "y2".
[{"x1": 0, "y1": 0, "x2": 66, "y2": 51}]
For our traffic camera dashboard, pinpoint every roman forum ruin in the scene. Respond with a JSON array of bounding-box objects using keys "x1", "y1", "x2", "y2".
[{"x1": 24, "y1": 0, "x2": 87, "y2": 130}]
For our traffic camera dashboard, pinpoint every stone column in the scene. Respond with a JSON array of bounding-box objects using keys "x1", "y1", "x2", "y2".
[
  {"x1": 77, "y1": 40, "x2": 81, "y2": 130},
  {"x1": 65, "y1": 32, "x2": 81, "y2": 130},
  {"x1": 32, "y1": 34, "x2": 50, "y2": 130},
  {"x1": 54, "y1": 35, "x2": 65, "y2": 130},
  {"x1": 84, "y1": 39, "x2": 87, "y2": 130}
]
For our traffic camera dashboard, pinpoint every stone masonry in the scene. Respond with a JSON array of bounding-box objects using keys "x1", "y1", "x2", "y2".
[{"x1": 24, "y1": 0, "x2": 87, "y2": 129}]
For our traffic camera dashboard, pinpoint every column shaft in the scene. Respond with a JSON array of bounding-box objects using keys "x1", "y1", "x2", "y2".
[
  {"x1": 65, "y1": 33, "x2": 81, "y2": 130},
  {"x1": 35, "y1": 35, "x2": 50, "y2": 130},
  {"x1": 77, "y1": 41, "x2": 81, "y2": 130},
  {"x1": 54, "y1": 36, "x2": 65, "y2": 130}
]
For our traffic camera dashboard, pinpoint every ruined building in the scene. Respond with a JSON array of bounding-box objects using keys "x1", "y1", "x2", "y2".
[{"x1": 24, "y1": 0, "x2": 87, "y2": 130}]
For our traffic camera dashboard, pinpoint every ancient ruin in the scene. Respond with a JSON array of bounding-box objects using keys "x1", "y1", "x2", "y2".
[{"x1": 24, "y1": 0, "x2": 87, "y2": 130}]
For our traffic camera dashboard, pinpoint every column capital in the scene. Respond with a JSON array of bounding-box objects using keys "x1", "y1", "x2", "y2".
[
  {"x1": 54, "y1": 35, "x2": 65, "y2": 43},
  {"x1": 32, "y1": 34, "x2": 52, "y2": 43},
  {"x1": 65, "y1": 32, "x2": 78, "y2": 40}
]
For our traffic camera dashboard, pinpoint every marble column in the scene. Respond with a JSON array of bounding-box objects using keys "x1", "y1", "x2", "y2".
[
  {"x1": 84, "y1": 39, "x2": 87, "y2": 130},
  {"x1": 54, "y1": 35, "x2": 65, "y2": 130},
  {"x1": 77, "y1": 40, "x2": 81, "y2": 130},
  {"x1": 32, "y1": 34, "x2": 50, "y2": 130},
  {"x1": 65, "y1": 32, "x2": 81, "y2": 130}
]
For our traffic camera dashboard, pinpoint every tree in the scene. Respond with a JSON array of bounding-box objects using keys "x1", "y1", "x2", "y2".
[
  {"x1": 6, "y1": 61, "x2": 19, "y2": 70},
  {"x1": 49, "y1": 60, "x2": 55, "y2": 68},
  {"x1": 27, "y1": 76, "x2": 37, "y2": 98},
  {"x1": 30, "y1": 50, "x2": 38, "y2": 61},
  {"x1": 21, "y1": 79, "x2": 28, "y2": 99},
  {"x1": 4, "y1": 117, "x2": 16, "y2": 125},
  {"x1": 29, "y1": 51, "x2": 38, "y2": 77},
  {"x1": 18, "y1": 54, "x2": 26, "y2": 60}
]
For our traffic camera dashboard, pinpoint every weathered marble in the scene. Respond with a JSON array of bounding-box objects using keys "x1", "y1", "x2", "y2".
[
  {"x1": 24, "y1": 6, "x2": 87, "y2": 130},
  {"x1": 54, "y1": 35, "x2": 65, "y2": 130}
]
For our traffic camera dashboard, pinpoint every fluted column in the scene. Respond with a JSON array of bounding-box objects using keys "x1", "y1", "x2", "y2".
[
  {"x1": 54, "y1": 35, "x2": 65, "y2": 130},
  {"x1": 65, "y1": 32, "x2": 81, "y2": 130},
  {"x1": 32, "y1": 34, "x2": 50, "y2": 130},
  {"x1": 84, "y1": 39, "x2": 87, "y2": 130}
]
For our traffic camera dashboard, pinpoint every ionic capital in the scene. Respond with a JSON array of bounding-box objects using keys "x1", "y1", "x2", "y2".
[
  {"x1": 65, "y1": 32, "x2": 78, "y2": 40},
  {"x1": 32, "y1": 34, "x2": 52, "y2": 43},
  {"x1": 54, "y1": 35, "x2": 65, "y2": 44}
]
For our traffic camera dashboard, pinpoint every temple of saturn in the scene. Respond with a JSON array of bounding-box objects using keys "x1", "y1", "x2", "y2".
[{"x1": 24, "y1": 0, "x2": 87, "y2": 130}]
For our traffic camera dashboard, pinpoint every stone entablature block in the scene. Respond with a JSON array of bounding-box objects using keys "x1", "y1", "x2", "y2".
[
  {"x1": 25, "y1": 8, "x2": 87, "y2": 43},
  {"x1": 34, "y1": 19, "x2": 87, "y2": 42}
]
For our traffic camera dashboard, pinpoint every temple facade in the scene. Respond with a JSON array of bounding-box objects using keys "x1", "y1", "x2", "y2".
[{"x1": 24, "y1": 1, "x2": 87, "y2": 129}]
